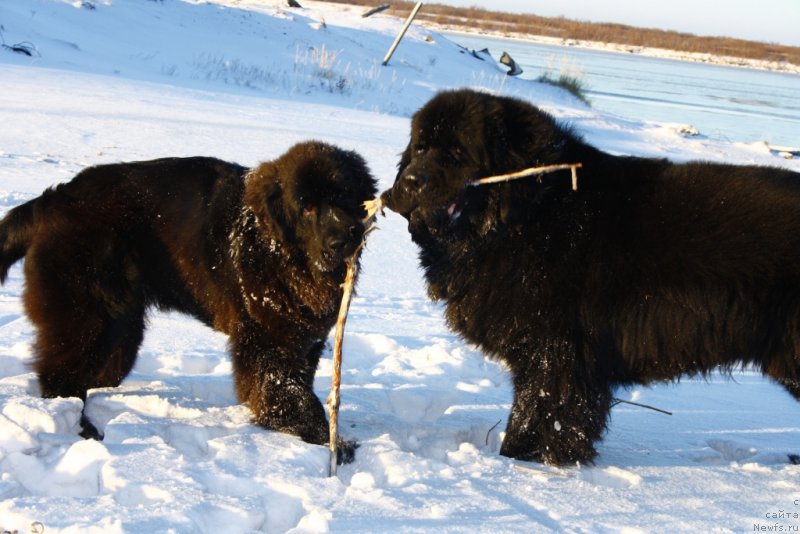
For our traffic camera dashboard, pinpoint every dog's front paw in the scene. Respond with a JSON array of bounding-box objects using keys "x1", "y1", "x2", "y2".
[
  {"x1": 78, "y1": 413, "x2": 104, "y2": 440},
  {"x1": 335, "y1": 438, "x2": 359, "y2": 465}
]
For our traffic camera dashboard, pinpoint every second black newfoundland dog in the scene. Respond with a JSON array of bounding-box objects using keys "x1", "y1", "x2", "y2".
[
  {"x1": 382, "y1": 88, "x2": 800, "y2": 465},
  {"x1": 0, "y1": 141, "x2": 376, "y2": 460}
]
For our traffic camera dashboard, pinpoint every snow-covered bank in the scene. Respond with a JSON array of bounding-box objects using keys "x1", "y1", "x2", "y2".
[{"x1": 1, "y1": 1, "x2": 799, "y2": 532}]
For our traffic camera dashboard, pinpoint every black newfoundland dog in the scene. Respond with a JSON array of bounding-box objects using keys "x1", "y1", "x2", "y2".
[
  {"x1": 0, "y1": 141, "x2": 376, "y2": 459},
  {"x1": 381, "y1": 88, "x2": 800, "y2": 466}
]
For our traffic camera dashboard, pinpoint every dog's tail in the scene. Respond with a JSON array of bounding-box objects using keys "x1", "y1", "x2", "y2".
[{"x1": 0, "y1": 196, "x2": 41, "y2": 284}]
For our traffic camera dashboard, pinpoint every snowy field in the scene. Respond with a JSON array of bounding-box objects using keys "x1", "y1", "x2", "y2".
[{"x1": 1, "y1": 1, "x2": 800, "y2": 532}]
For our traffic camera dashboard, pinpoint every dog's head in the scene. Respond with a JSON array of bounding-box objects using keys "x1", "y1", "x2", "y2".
[
  {"x1": 246, "y1": 141, "x2": 377, "y2": 272},
  {"x1": 382, "y1": 89, "x2": 570, "y2": 240}
]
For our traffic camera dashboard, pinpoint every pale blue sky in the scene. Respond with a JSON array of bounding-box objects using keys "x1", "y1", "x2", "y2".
[{"x1": 434, "y1": 0, "x2": 800, "y2": 46}]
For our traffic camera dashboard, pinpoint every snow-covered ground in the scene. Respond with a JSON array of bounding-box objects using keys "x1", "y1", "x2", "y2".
[{"x1": 1, "y1": 1, "x2": 799, "y2": 532}]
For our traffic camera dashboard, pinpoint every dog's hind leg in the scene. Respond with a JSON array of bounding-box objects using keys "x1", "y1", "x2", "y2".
[
  {"x1": 780, "y1": 380, "x2": 800, "y2": 399},
  {"x1": 763, "y1": 359, "x2": 800, "y2": 464},
  {"x1": 768, "y1": 372, "x2": 800, "y2": 401},
  {"x1": 74, "y1": 311, "x2": 145, "y2": 439},
  {"x1": 762, "y1": 324, "x2": 800, "y2": 401},
  {"x1": 74, "y1": 305, "x2": 146, "y2": 439},
  {"x1": 92, "y1": 305, "x2": 146, "y2": 389},
  {"x1": 23, "y1": 234, "x2": 146, "y2": 439}
]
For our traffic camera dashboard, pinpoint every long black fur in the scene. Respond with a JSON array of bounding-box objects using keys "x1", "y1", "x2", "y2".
[
  {"x1": 381, "y1": 89, "x2": 800, "y2": 465},
  {"x1": 0, "y1": 141, "x2": 376, "y2": 461}
]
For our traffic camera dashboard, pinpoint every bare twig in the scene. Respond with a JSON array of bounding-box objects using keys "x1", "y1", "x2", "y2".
[
  {"x1": 327, "y1": 254, "x2": 357, "y2": 476},
  {"x1": 367, "y1": 162, "x2": 581, "y2": 220},
  {"x1": 362, "y1": 3, "x2": 390, "y2": 18},
  {"x1": 485, "y1": 419, "x2": 502, "y2": 446},
  {"x1": 611, "y1": 397, "x2": 672, "y2": 416},
  {"x1": 470, "y1": 163, "x2": 583, "y2": 191},
  {"x1": 327, "y1": 218, "x2": 378, "y2": 476},
  {"x1": 363, "y1": 197, "x2": 384, "y2": 220}
]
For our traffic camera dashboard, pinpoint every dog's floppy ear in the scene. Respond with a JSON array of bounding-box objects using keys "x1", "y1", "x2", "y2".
[
  {"x1": 482, "y1": 98, "x2": 532, "y2": 174},
  {"x1": 485, "y1": 95, "x2": 568, "y2": 173},
  {"x1": 468, "y1": 181, "x2": 513, "y2": 235},
  {"x1": 496, "y1": 182, "x2": 512, "y2": 225},
  {"x1": 244, "y1": 162, "x2": 289, "y2": 243}
]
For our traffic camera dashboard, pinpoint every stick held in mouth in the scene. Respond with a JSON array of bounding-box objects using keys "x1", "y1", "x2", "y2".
[
  {"x1": 327, "y1": 213, "x2": 378, "y2": 476},
  {"x1": 470, "y1": 163, "x2": 583, "y2": 190}
]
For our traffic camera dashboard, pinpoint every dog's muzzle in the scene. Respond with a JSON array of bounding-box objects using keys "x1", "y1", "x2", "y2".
[{"x1": 382, "y1": 173, "x2": 427, "y2": 217}]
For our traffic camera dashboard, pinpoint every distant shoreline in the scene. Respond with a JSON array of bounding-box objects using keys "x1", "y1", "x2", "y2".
[
  {"x1": 432, "y1": 25, "x2": 800, "y2": 75},
  {"x1": 331, "y1": 0, "x2": 800, "y2": 75}
]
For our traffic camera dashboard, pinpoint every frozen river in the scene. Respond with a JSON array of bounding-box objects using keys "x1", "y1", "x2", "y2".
[{"x1": 446, "y1": 33, "x2": 800, "y2": 149}]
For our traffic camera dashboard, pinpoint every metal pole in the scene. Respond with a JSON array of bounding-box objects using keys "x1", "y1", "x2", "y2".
[{"x1": 382, "y1": 1, "x2": 423, "y2": 66}]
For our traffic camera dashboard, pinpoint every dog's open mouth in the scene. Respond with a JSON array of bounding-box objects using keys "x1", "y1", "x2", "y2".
[
  {"x1": 446, "y1": 201, "x2": 462, "y2": 220},
  {"x1": 405, "y1": 193, "x2": 468, "y2": 238},
  {"x1": 318, "y1": 238, "x2": 361, "y2": 272},
  {"x1": 445, "y1": 188, "x2": 472, "y2": 222}
]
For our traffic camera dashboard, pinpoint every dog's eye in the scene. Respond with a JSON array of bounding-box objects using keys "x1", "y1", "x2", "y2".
[{"x1": 414, "y1": 144, "x2": 427, "y2": 155}]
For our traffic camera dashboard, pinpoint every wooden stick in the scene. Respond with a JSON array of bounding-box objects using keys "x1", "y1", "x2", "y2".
[
  {"x1": 470, "y1": 163, "x2": 583, "y2": 190},
  {"x1": 382, "y1": 1, "x2": 423, "y2": 66},
  {"x1": 362, "y1": 3, "x2": 390, "y2": 18},
  {"x1": 328, "y1": 223, "x2": 376, "y2": 477},
  {"x1": 571, "y1": 164, "x2": 579, "y2": 191},
  {"x1": 611, "y1": 397, "x2": 672, "y2": 416},
  {"x1": 485, "y1": 419, "x2": 502, "y2": 446},
  {"x1": 368, "y1": 162, "x2": 583, "y2": 221},
  {"x1": 363, "y1": 197, "x2": 384, "y2": 220},
  {"x1": 327, "y1": 255, "x2": 357, "y2": 476}
]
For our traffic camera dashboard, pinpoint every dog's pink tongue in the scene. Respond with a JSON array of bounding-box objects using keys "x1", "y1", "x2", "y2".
[{"x1": 447, "y1": 203, "x2": 457, "y2": 216}]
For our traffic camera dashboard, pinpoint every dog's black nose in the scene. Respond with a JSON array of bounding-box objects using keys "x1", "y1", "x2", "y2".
[
  {"x1": 400, "y1": 173, "x2": 427, "y2": 194},
  {"x1": 327, "y1": 226, "x2": 359, "y2": 252},
  {"x1": 380, "y1": 188, "x2": 395, "y2": 209},
  {"x1": 327, "y1": 236, "x2": 348, "y2": 251}
]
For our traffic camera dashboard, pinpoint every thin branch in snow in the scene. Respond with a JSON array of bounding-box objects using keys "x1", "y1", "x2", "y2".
[
  {"x1": 328, "y1": 218, "x2": 378, "y2": 476},
  {"x1": 486, "y1": 419, "x2": 502, "y2": 446},
  {"x1": 611, "y1": 398, "x2": 673, "y2": 416}
]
